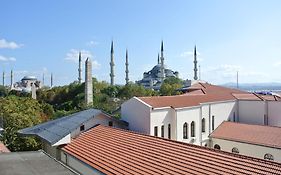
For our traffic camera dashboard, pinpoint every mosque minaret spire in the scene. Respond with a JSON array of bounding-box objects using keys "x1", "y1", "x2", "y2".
[
  {"x1": 110, "y1": 41, "x2": 115, "y2": 86},
  {"x1": 193, "y1": 45, "x2": 198, "y2": 80},
  {"x1": 125, "y1": 49, "x2": 129, "y2": 84},
  {"x1": 78, "y1": 51, "x2": 82, "y2": 84},
  {"x1": 160, "y1": 40, "x2": 165, "y2": 81}
]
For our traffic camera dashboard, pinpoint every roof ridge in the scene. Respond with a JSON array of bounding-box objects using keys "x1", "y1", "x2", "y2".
[{"x1": 223, "y1": 121, "x2": 281, "y2": 130}]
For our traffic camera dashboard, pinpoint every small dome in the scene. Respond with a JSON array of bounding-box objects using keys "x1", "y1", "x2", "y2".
[{"x1": 22, "y1": 76, "x2": 37, "y2": 81}]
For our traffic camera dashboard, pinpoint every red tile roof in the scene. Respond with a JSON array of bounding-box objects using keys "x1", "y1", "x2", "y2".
[
  {"x1": 0, "y1": 142, "x2": 10, "y2": 153},
  {"x1": 211, "y1": 121, "x2": 281, "y2": 149},
  {"x1": 139, "y1": 83, "x2": 249, "y2": 108},
  {"x1": 62, "y1": 125, "x2": 281, "y2": 175}
]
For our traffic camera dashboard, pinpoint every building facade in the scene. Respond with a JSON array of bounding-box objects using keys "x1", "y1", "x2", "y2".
[
  {"x1": 210, "y1": 121, "x2": 281, "y2": 163},
  {"x1": 121, "y1": 83, "x2": 281, "y2": 147}
]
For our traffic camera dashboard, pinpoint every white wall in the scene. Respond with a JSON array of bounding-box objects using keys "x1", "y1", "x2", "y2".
[
  {"x1": 121, "y1": 97, "x2": 151, "y2": 134},
  {"x1": 71, "y1": 113, "x2": 126, "y2": 139},
  {"x1": 61, "y1": 151, "x2": 104, "y2": 175},
  {"x1": 176, "y1": 107, "x2": 200, "y2": 144},
  {"x1": 150, "y1": 108, "x2": 175, "y2": 139},
  {"x1": 238, "y1": 101, "x2": 265, "y2": 125},
  {"x1": 210, "y1": 101, "x2": 236, "y2": 131},
  {"x1": 268, "y1": 101, "x2": 281, "y2": 127},
  {"x1": 211, "y1": 138, "x2": 281, "y2": 163}
]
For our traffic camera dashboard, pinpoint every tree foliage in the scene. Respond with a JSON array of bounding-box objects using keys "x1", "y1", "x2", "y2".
[
  {"x1": 0, "y1": 96, "x2": 53, "y2": 151},
  {"x1": 160, "y1": 77, "x2": 184, "y2": 96}
]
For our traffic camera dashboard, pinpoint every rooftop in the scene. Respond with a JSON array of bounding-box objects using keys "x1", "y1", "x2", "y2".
[
  {"x1": 138, "y1": 83, "x2": 280, "y2": 108},
  {"x1": 0, "y1": 150, "x2": 78, "y2": 175},
  {"x1": 211, "y1": 121, "x2": 281, "y2": 149},
  {"x1": 139, "y1": 83, "x2": 248, "y2": 108},
  {"x1": 18, "y1": 108, "x2": 126, "y2": 145},
  {"x1": 62, "y1": 125, "x2": 281, "y2": 175}
]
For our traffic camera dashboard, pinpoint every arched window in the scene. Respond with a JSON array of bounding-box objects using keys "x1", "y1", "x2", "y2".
[
  {"x1": 191, "y1": 121, "x2": 195, "y2": 137},
  {"x1": 232, "y1": 147, "x2": 239, "y2": 154},
  {"x1": 212, "y1": 115, "x2": 215, "y2": 131},
  {"x1": 161, "y1": 125, "x2": 164, "y2": 138},
  {"x1": 168, "y1": 124, "x2": 171, "y2": 139},
  {"x1": 214, "y1": 144, "x2": 221, "y2": 150},
  {"x1": 154, "y1": 126, "x2": 158, "y2": 136},
  {"x1": 183, "y1": 122, "x2": 188, "y2": 139},
  {"x1": 202, "y1": 118, "x2": 205, "y2": 133},
  {"x1": 264, "y1": 153, "x2": 274, "y2": 161}
]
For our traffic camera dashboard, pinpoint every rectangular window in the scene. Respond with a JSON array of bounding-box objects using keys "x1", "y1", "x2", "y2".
[
  {"x1": 80, "y1": 125, "x2": 85, "y2": 131},
  {"x1": 168, "y1": 124, "x2": 171, "y2": 139},
  {"x1": 108, "y1": 121, "x2": 113, "y2": 126},
  {"x1": 154, "y1": 126, "x2": 158, "y2": 136},
  {"x1": 161, "y1": 125, "x2": 164, "y2": 138},
  {"x1": 64, "y1": 153, "x2": 68, "y2": 165},
  {"x1": 233, "y1": 112, "x2": 236, "y2": 122},
  {"x1": 264, "y1": 115, "x2": 268, "y2": 125}
]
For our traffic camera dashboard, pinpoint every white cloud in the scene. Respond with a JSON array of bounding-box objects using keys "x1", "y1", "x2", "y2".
[
  {"x1": 180, "y1": 50, "x2": 203, "y2": 61},
  {"x1": 0, "y1": 55, "x2": 16, "y2": 62},
  {"x1": 202, "y1": 64, "x2": 269, "y2": 84},
  {"x1": 86, "y1": 40, "x2": 99, "y2": 47},
  {"x1": 64, "y1": 49, "x2": 101, "y2": 69},
  {"x1": 0, "y1": 39, "x2": 23, "y2": 49}
]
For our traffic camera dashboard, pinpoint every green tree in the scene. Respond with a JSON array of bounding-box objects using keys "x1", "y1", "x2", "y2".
[
  {"x1": 160, "y1": 77, "x2": 183, "y2": 96},
  {"x1": 0, "y1": 96, "x2": 52, "y2": 151}
]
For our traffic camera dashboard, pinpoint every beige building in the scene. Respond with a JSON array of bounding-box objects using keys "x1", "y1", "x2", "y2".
[{"x1": 210, "y1": 121, "x2": 281, "y2": 163}]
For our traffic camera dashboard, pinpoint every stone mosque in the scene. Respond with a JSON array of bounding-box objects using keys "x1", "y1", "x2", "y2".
[
  {"x1": 136, "y1": 41, "x2": 180, "y2": 90},
  {"x1": 78, "y1": 40, "x2": 199, "y2": 104}
]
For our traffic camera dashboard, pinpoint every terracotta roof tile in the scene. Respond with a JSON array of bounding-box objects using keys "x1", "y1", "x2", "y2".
[
  {"x1": 139, "y1": 83, "x2": 249, "y2": 108},
  {"x1": 63, "y1": 125, "x2": 281, "y2": 175},
  {"x1": 211, "y1": 121, "x2": 281, "y2": 149},
  {"x1": 0, "y1": 142, "x2": 10, "y2": 153}
]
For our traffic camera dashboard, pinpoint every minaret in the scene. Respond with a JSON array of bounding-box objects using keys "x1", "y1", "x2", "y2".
[
  {"x1": 193, "y1": 45, "x2": 198, "y2": 80},
  {"x1": 110, "y1": 41, "x2": 115, "y2": 86},
  {"x1": 157, "y1": 53, "x2": 160, "y2": 64},
  {"x1": 85, "y1": 58, "x2": 93, "y2": 105},
  {"x1": 50, "y1": 73, "x2": 53, "y2": 88},
  {"x1": 10, "y1": 70, "x2": 13, "y2": 89},
  {"x1": 160, "y1": 40, "x2": 165, "y2": 81},
  {"x1": 78, "y1": 51, "x2": 82, "y2": 84},
  {"x1": 125, "y1": 49, "x2": 129, "y2": 84},
  {"x1": 2, "y1": 71, "x2": 5, "y2": 86}
]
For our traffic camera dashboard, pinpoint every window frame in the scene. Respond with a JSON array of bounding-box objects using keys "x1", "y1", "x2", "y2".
[
  {"x1": 161, "y1": 125, "x2": 164, "y2": 138},
  {"x1": 154, "y1": 126, "x2": 158, "y2": 137},
  {"x1": 191, "y1": 121, "x2": 195, "y2": 137},
  {"x1": 202, "y1": 118, "x2": 205, "y2": 133},
  {"x1": 168, "y1": 124, "x2": 171, "y2": 139},
  {"x1": 183, "y1": 122, "x2": 188, "y2": 139}
]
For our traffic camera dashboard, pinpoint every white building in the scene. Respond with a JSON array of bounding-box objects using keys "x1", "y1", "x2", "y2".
[
  {"x1": 210, "y1": 121, "x2": 281, "y2": 163},
  {"x1": 12, "y1": 76, "x2": 42, "y2": 92},
  {"x1": 121, "y1": 83, "x2": 281, "y2": 147}
]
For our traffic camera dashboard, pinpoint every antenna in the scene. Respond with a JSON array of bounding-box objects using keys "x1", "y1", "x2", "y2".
[
  {"x1": 236, "y1": 71, "x2": 239, "y2": 89},
  {"x1": 199, "y1": 65, "x2": 201, "y2": 80}
]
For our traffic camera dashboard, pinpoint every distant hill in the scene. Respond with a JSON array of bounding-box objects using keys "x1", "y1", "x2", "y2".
[{"x1": 221, "y1": 82, "x2": 281, "y2": 91}]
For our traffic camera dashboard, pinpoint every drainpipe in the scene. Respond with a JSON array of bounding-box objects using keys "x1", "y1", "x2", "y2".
[
  {"x1": 174, "y1": 107, "x2": 177, "y2": 141},
  {"x1": 199, "y1": 106, "x2": 202, "y2": 146}
]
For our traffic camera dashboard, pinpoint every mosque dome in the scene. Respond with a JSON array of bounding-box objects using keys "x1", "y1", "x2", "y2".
[{"x1": 22, "y1": 76, "x2": 37, "y2": 81}]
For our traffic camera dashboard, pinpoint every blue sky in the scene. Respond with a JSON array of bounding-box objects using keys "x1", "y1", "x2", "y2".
[{"x1": 1, "y1": 0, "x2": 281, "y2": 86}]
